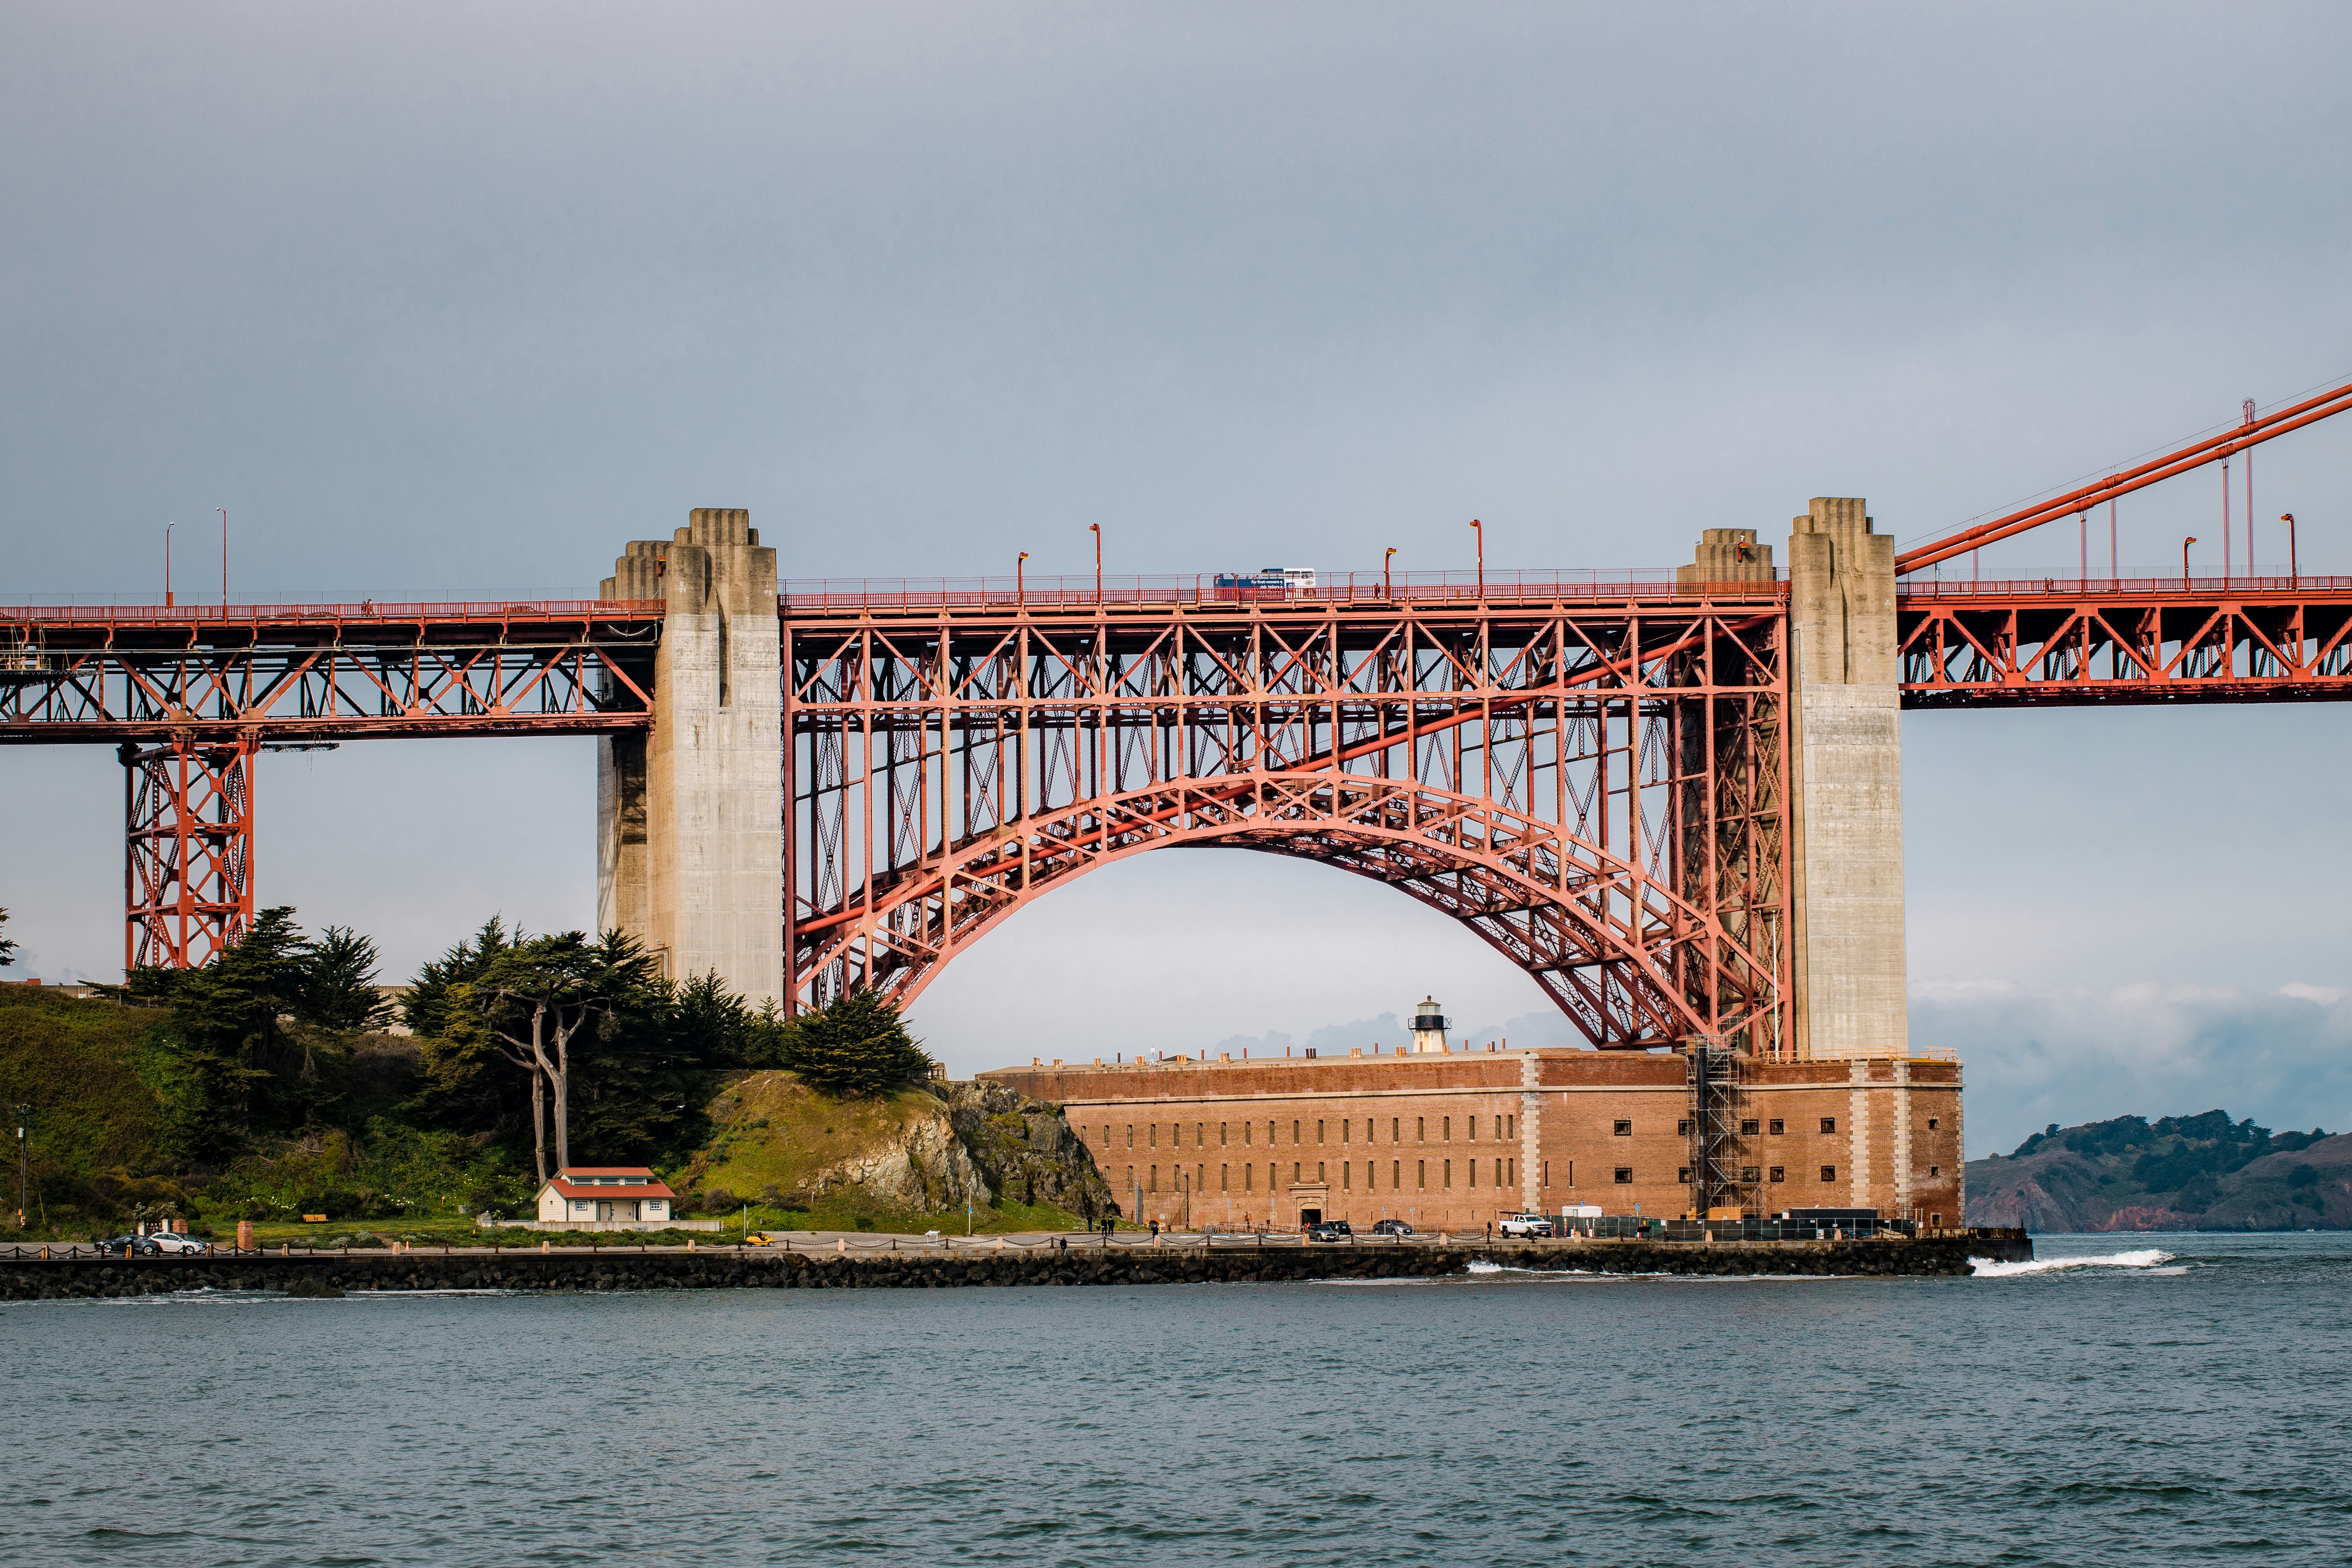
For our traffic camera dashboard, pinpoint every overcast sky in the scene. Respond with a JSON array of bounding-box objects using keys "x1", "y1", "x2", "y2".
[{"x1": 7, "y1": 3, "x2": 2352, "y2": 1156}]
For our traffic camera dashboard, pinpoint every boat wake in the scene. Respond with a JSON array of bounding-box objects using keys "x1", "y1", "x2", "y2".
[{"x1": 1969, "y1": 1248, "x2": 2175, "y2": 1278}]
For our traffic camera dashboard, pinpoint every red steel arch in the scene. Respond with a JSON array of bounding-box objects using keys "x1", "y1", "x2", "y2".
[
  {"x1": 795, "y1": 770, "x2": 1775, "y2": 1047},
  {"x1": 785, "y1": 590, "x2": 1791, "y2": 1052}
]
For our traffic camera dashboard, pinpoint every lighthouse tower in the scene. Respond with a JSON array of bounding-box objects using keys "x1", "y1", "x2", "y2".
[{"x1": 1409, "y1": 997, "x2": 1450, "y2": 1054}]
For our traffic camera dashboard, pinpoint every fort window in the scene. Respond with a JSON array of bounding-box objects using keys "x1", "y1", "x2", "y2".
[
  {"x1": 1931, "y1": 1212, "x2": 1942, "y2": 1226},
  {"x1": 1293, "y1": 1162, "x2": 1301, "y2": 1184},
  {"x1": 1149, "y1": 1125, "x2": 1156, "y2": 1148},
  {"x1": 1741, "y1": 1166, "x2": 1760, "y2": 1183},
  {"x1": 1443, "y1": 1117, "x2": 1451, "y2": 1141},
  {"x1": 1293, "y1": 1120, "x2": 1301, "y2": 1144},
  {"x1": 1220, "y1": 1123, "x2": 1228, "y2": 1146},
  {"x1": 1468, "y1": 1158, "x2": 1476, "y2": 1188},
  {"x1": 1246, "y1": 1165, "x2": 1254, "y2": 1192},
  {"x1": 1820, "y1": 1165, "x2": 1837, "y2": 1182},
  {"x1": 1769, "y1": 1167, "x2": 1785, "y2": 1182},
  {"x1": 1317, "y1": 1120, "x2": 1325, "y2": 1145},
  {"x1": 1126, "y1": 1125, "x2": 1133, "y2": 1148},
  {"x1": 1614, "y1": 1120, "x2": 1633, "y2": 1136},
  {"x1": 1444, "y1": 1160, "x2": 1453, "y2": 1188},
  {"x1": 1929, "y1": 1165, "x2": 1940, "y2": 1177},
  {"x1": 1677, "y1": 1119, "x2": 1691, "y2": 1136},
  {"x1": 1392, "y1": 1118, "x2": 1400, "y2": 1142},
  {"x1": 1417, "y1": 1117, "x2": 1425, "y2": 1143},
  {"x1": 1678, "y1": 1167, "x2": 1690, "y2": 1183},
  {"x1": 1820, "y1": 1117, "x2": 1837, "y2": 1134},
  {"x1": 1317, "y1": 1162, "x2": 1325, "y2": 1183},
  {"x1": 1221, "y1": 1164, "x2": 1229, "y2": 1191},
  {"x1": 1469, "y1": 1117, "x2": 1478, "y2": 1140},
  {"x1": 1740, "y1": 1119, "x2": 1760, "y2": 1136},
  {"x1": 1343, "y1": 1162, "x2": 1350, "y2": 1190},
  {"x1": 1928, "y1": 1118, "x2": 1939, "y2": 1130},
  {"x1": 1149, "y1": 1166, "x2": 1158, "y2": 1193},
  {"x1": 1341, "y1": 1119, "x2": 1349, "y2": 1144},
  {"x1": 1393, "y1": 1160, "x2": 1402, "y2": 1189},
  {"x1": 1768, "y1": 1119, "x2": 1784, "y2": 1136},
  {"x1": 1243, "y1": 1122, "x2": 1252, "y2": 1146},
  {"x1": 1418, "y1": 1160, "x2": 1426, "y2": 1190},
  {"x1": 1541, "y1": 1159, "x2": 1549, "y2": 1188},
  {"x1": 1197, "y1": 1123, "x2": 1205, "y2": 1147},
  {"x1": 1613, "y1": 1168, "x2": 1633, "y2": 1184}
]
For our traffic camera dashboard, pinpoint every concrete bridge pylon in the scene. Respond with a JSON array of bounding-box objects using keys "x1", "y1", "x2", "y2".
[
  {"x1": 1783, "y1": 497, "x2": 1906, "y2": 1062},
  {"x1": 597, "y1": 509, "x2": 783, "y2": 1006}
]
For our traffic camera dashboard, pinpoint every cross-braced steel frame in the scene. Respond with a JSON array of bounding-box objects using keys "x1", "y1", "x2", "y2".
[
  {"x1": 1898, "y1": 578, "x2": 2352, "y2": 708},
  {"x1": 122, "y1": 734, "x2": 255, "y2": 970},
  {"x1": 785, "y1": 593, "x2": 1792, "y2": 1052},
  {"x1": 0, "y1": 601, "x2": 659, "y2": 968}
]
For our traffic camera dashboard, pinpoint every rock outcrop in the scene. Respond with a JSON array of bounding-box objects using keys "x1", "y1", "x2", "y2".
[{"x1": 678, "y1": 1072, "x2": 1114, "y2": 1222}]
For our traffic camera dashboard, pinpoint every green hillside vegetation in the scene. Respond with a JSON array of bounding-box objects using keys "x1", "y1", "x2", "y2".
[
  {"x1": 676, "y1": 1070, "x2": 1117, "y2": 1234},
  {"x1": 1966, "y1": 1109, "x2": 2346, "y2": 1232},
  {"x1": 0, "y1": 905, "x2": 1106, "y2": 1242}
]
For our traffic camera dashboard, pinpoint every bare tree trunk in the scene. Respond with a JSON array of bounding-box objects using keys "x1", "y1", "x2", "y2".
[
  {"x1": 551, "y1": 1009, "x2": 574, "y2": 1171},
  {"x1": 528, "y1": 1062, "x2": 547, "y2": 1185}
]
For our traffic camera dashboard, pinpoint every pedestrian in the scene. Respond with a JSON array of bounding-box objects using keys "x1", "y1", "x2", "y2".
[{"x1": 1149, "y1": 1219, "x2": 1159, "y2": 1239}]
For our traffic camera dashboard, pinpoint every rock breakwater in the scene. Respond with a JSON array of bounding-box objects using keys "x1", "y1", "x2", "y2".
[{"x1": 0, "y1": 1235, "x2": 2023, "y2": 1300}]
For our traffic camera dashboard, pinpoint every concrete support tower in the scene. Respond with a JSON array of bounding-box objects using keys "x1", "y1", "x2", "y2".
[
  {"x1": 598, "y1": 509, "x2": 782, "y2": 1006},
  {"x1": 1784, "y1": 497, "x2": 1906, "y2": 1060}
]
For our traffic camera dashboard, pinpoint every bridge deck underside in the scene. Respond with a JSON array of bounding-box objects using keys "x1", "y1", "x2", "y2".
[{"x1": 786, "y1": 599, "x2": 1791, "y2": 1052}]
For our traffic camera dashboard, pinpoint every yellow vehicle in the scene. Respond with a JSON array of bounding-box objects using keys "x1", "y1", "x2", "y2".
[{"x1": 743, "y1": 1231, "x2": 783, "y2": 1246}]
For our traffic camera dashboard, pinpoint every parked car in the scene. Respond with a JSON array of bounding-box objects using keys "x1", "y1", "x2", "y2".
[
  {"x1": 1369, "y1": 1219, "x2": 1414, "y2": 1236},
  {"x1": 96, "y1": 1235, "x2": 160, "y2": 1257},
  {"x1": 1498, "y1": 1213, "x2": 1556, "y2": 1238},
  {"x1": 147, "y1": 1231, "x2": 211, "y2": 1255},
  {"x1": 1303, "y1": 1219, "x2": 1352, "y2": 1238},
  {"x1": 743, "y1": 1231, "x2": 785, "y2": 1247},
  {"x1": 1305, "y1": 1224, "x2": 1347, "y2": 1243}
]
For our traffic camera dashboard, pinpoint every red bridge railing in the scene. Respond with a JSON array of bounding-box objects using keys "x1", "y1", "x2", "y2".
[{"x1": 775, "y1": 570, "x2": 1785, "y2": 612}]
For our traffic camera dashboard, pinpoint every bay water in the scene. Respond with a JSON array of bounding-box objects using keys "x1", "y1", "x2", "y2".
[{"x1": 6, "y1": 1232, "x2": 2348, "y2": 1565}]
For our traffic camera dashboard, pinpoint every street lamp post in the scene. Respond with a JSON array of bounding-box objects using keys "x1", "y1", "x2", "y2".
[
  {"x1": 164, "y1": 523, "x2": 174, "y2": 607},
  {"x1": 1384, "y1": 547, "x2": 1396, "y2": 600},
  {"x1": 1090, "y1": 523, "x2": 1102, "y2": 605},
  {"x1": 1016, "y1": 552, "x2": 1028, "y2": 608},
  {"x1": 2283, "y1": 514, "x2": 2298, "y2": 584},
  {"x1": 1469, "y1": 519, "x2": 1483, "y2": 600},
  {"x1": 2183, "y1": 536, "x2": 2196, "y2": 587},
  {"x1": 14, "y1": 1106, "x2": 27, "y2": 1231},
  {"x1": 219, "y1": 507, "x2": 228, "y2": 608}
]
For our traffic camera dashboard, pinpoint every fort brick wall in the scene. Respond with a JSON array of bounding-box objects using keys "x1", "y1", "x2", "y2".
[{"x1": 981, "y1": 1049, "x2": 1961, "y2": 1232}]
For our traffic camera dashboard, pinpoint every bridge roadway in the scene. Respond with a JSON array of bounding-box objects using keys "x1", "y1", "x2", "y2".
[{"x1": 9, "y1": 572, "x2": 2352, "y2": 746}]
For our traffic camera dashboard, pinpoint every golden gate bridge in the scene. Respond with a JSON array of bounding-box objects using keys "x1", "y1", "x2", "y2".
[{"x1": 6, "y1": 376, "x2": 2351, "y2": 1064}]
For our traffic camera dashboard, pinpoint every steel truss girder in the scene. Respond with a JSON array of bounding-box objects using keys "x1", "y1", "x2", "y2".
[
  {"x1": 1898, "y1": 585, "x2": 2352, "y2": 708},
  {"x1": 786, "y1": 601, "x2": 1790, "y2": 1052},
  {"x1": 0, "y1": 617, "x2": 657, "y2": 743}
]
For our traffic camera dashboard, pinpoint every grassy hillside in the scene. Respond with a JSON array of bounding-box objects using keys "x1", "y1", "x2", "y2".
[
  {"x1": 1966, "y1": 1110, "x2": 2345, "y2": 1231},
  {"x1": 678, "y1": 1070, "x2": 1117, "y2": 1234},
  {"x1": 0, "y1": 987, "x2": 176, "y2": 1227}
]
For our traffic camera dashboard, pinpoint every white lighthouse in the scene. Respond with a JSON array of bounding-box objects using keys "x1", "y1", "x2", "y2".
[{"x1": 1410, "y1": 996, "x2": 1450, "y2": 1053}]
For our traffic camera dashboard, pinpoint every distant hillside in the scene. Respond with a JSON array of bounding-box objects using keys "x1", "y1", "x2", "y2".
[{"x1": 1966, "y1": 1110, "x2": 2347, "y2": 1231}]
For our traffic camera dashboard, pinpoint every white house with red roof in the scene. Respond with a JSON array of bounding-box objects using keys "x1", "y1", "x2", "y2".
[{"x1": 536, "y1": 1167, "x2": 677, "y2": 1226}]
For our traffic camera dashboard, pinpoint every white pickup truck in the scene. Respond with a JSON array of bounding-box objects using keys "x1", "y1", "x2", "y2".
[{"x1": 1497, "y1": 1212, "x2": 1556, "y2": 1238}]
